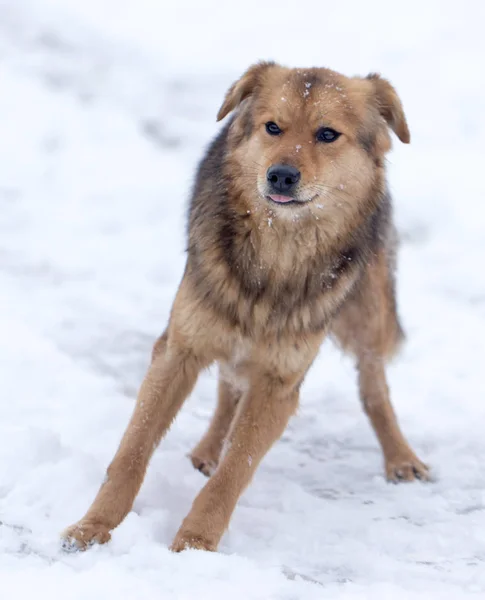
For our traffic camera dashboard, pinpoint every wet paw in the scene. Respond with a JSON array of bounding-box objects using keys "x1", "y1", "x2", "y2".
[
  {"x1": 61, "y1": 521, "x2": 111, "y2": 551},
  {"x1": 386, "y1": 455, "x2": 430, "y2": 483},
  {"x1": 189, "y1": 450, "x2": 218, "y2": 478},
  {"x1": 170, "y1": 530, "x2": 216, "y2": 553}
]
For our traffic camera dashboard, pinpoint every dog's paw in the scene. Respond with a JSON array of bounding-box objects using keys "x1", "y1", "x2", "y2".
[
  {"x1": 61, "y1": 521, "x2": 111, "y2": 552},
  {"x1": 170, "y1": 530, "x2": 216, "y2": 553},
  {"x1": 386, "y1": 455, "x2": 430, "y2": 483},
  {"x1": 189, "y1": 449, "x2": 218, "y2": 478}
]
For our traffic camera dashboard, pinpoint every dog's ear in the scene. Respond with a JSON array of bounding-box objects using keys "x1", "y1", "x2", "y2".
[
  {"x1": 365, "y1": 73, "x2": 410, "y2": 143},
  {"x1": 217, "y1": 61, "x2": 274, "y2": 122}
]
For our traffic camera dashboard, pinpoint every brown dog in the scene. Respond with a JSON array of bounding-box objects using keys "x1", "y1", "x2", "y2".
[{"x1": 62, "y1": 62, "x2": 429, "y2": 553}]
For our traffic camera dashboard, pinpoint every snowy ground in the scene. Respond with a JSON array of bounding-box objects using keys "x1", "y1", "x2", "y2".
[{"x1": 1, "y1": 0, "x2": 485, "y2": 597}]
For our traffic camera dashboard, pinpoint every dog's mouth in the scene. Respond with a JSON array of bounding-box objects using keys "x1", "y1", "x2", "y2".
[{"x1": 266, "y1": 194, "x2": 317, "y2": 206}]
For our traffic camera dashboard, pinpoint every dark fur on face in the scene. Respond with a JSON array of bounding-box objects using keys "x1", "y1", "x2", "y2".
[{"x1": 62, "y1": 62, "x2": 428, "y2": 558}]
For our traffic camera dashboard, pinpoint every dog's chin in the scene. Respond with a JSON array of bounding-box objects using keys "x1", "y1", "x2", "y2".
[{"x1": 266, "y1": 194, "x2": 316, "y2": 207}]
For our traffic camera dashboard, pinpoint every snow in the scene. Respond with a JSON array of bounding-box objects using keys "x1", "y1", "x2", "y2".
[{"x1": 1, "y1": 0, "x2": 485, "y2": 597}]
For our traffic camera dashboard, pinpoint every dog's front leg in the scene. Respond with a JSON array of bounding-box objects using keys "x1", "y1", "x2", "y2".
[
  {"x1": 62, "y1": 337, "x2": 207, "y2": 550},
  {"x1": 171, "y1": 374, "x2": 299, "y2": 552}
]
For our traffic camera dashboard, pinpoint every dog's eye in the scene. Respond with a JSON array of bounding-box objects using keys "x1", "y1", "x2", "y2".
[
  {"x1": 265, "y1": 121, "x2": 282, "y2": 136},
  {"x1": 316, "y1": 127, "x2": 341, "y2": 143}
]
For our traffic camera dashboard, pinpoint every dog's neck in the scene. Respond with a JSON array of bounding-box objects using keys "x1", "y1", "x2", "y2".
[
  {"x1": 235, "y1": 201, "x2": 338, "y2": 277},
  {"x1": 187, "y1": 190, "x2": 380, "y2": 337}
]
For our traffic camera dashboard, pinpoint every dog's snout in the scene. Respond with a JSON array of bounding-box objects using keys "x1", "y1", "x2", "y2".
[{"x1": 266, "y1": 164, "x2": 301, "y2": 194}]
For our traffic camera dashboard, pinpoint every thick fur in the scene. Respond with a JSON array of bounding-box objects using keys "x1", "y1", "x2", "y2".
[{"x1": 62, "y1": 62, "x2": 428, "y2": 554}]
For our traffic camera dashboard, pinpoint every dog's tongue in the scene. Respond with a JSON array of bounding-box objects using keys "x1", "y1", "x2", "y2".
[{"x1": 268, "y1": 194, "x2": 294, "y2": 203}]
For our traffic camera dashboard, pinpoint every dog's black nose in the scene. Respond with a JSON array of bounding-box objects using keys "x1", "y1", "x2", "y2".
[{"x1": 266, "y1": 164, "x2": 301, "y2": 194}]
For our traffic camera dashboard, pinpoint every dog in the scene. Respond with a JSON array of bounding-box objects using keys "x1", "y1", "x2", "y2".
[{"x1": 62, "y1": 61, "x2": 429, "y2": 553}]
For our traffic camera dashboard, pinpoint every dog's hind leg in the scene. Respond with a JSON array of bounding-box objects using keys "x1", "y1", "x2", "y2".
[
  {"x1": 330, "y1": 248, "x2": 429, "y2": 482},
  {"x1": 190, "y1": 373, "x2": 241, "y2": 477},
  {"x1": 62, "y1": 327, "x2": 212, "y2": 550}
]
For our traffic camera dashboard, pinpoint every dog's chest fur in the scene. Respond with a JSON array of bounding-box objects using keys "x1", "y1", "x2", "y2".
[{"x1": 188, "y1": 223, "x2": 362, "y2": 340}]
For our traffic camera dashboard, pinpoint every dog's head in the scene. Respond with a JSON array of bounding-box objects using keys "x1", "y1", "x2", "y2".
[{"x1": 218, "y1": 62, "x2": 409, "y2": 212}]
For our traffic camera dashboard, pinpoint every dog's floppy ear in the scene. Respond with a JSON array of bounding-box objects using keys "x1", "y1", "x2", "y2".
[
  {"x1": 366, "y1": 73, "x2": 410, "y2": 143},
  {"x1": 217, "y1": 61, "x2": 274, "y2": 122}
]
